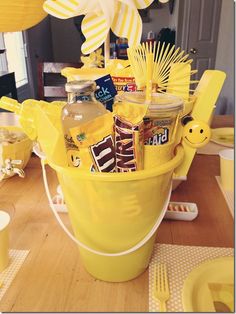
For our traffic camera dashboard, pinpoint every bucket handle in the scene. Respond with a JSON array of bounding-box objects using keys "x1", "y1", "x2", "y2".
[{"x1": 41, "y1": 158, "x2": 171, "y2": 257}]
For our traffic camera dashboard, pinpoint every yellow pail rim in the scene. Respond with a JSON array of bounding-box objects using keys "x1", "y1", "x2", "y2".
[{"x1": 48, "y1": 145, "x2": 184, "y2": 182}]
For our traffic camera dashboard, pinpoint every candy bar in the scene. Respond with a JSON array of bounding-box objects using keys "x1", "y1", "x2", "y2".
[
  {"x1": 70, "y1": 112, "x2": 116, "y2": 172},
  {"x1": 113, "y1": 102, "x2": 148, "y2": 172}
]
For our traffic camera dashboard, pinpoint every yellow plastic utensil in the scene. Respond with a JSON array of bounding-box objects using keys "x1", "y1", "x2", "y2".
[
  {"x1": 174, "y1": 70, "x2": 226, "y2": 178},
  {"x1": 0, "y1": 96, "x2": 68, "y2": 167},
  {"x1": 153, "y1": 263, "x2": 170, "y2": 312}
]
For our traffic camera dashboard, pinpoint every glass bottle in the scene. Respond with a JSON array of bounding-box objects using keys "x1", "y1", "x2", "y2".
[{"x1": 61, "y1": 80, "x2": 107, "y2": 165}]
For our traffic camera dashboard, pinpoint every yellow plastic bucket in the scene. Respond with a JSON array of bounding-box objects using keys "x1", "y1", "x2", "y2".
[{"x1": 40, "y1": 145, "x2": 184, "y2": 282}]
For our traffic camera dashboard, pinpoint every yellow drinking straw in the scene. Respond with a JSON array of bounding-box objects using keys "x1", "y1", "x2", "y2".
[{"x1": 145, "y1": 51, "x2": 153, "y2": 103}]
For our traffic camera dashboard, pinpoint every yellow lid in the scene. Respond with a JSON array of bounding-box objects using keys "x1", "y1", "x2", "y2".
[{"x1": 120, "y1": 92, "x2": 183, "y2": 114}]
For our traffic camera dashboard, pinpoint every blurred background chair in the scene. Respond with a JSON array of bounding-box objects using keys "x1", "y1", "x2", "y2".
[
  {"x1": 0, "y1": 71, "x2": 18, "y2": 112},
  {"x1": 0, "y1": 71, "x2": 18, "y2": 99},
  {"x1": 38, "y1": 62, "x2": 82, "y2": 101}
]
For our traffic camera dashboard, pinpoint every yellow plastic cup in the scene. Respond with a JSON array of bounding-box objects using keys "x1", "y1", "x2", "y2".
[
  {"x1": 0, "y1": 210, "x2": 10, "y2": 272},
  {"x1": 219, "y1": 149, "x2": 234, "y2": 191}
]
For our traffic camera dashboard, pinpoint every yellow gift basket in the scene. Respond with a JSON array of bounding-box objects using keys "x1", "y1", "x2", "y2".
[
  {"x1": 0, "y1": 0, "x2": 228, "y2": 287},
  {"x1": 36, "y1": 143, "x2": 184, "y2": 282},
  {"x1": 0, "y1": 125, "x2": 32, "y2": 180},
  {"x1": 0, "y1": 67, "x2": 226, "y2": 282}
]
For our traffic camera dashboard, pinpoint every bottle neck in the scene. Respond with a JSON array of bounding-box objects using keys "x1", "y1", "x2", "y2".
[{"x1": 67, "y1": 92, "x2": 97, "y2": 104}]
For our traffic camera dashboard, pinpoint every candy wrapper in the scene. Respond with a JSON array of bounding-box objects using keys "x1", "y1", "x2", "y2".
[
  {"x1": 143, "y1": 117, "x2": 173, "y2": 145},
  {"x1": 70, "y1": 112, "x2": 116, "y2": 172},
  {"x1": 61, "y1": 67, "x2": 117, "y2": 112},
  {"x1": 113, "y1": 101, "x2": 148, "y2": 172},
  {"x1": 106, "y1": 59, "x2": 138, "y2": 94}
]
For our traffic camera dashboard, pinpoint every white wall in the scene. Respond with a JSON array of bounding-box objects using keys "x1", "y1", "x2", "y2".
[{"x1": 215, "y1": 0, "x2": 235, "y2": 114}]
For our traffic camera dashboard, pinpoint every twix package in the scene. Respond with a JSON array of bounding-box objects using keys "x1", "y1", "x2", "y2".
[
  {"x1": 113, "y1": 101, "x2": 148, "y2": 172},
  {"x1": 70, "y1": 112, "x2": 116, "y2": 172}
]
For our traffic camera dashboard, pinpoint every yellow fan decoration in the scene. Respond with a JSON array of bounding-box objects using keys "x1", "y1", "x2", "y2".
[
  {"x1": 81, "y1": 48, "x2": 104, "y2": 68},
  {"x1": 0, "y1": 0, "x2": 47, "y2": 32},
  {"x1": 43, "y1": 0, "x2": 155, "y2": 55},
  {"x1": 127, "y1": 42, "x2": 198, "y2": 100}
]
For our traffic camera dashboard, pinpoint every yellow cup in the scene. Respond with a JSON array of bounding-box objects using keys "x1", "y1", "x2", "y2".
[
  {"x1": 219, "y1": 149, "x2": 234, "y2": 191},
  {"x1": 0, "y1": 210, "x2": 10, "y2": 272},
  {"x1": 144, "y1": 140, "x2": 175, "y2": 169}
]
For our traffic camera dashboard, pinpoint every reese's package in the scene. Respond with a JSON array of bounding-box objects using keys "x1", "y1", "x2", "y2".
[
  {"x1": 113, "y1": 102, "x2": 148, "y2": 172},
  {"x1": 69, "y1": 112, "x2": 116, "y2": 172}
]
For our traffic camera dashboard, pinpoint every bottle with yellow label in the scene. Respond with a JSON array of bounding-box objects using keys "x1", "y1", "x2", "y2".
[{"x1": 62, "y1": 80, "x2": 107, "y2": 168}]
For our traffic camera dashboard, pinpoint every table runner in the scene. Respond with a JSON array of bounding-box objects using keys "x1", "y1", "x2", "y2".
[
  {"x1": 0, "y1": 250, "x2": 29, "y2": 304},
  {"x1": 149, "y1": 243, "x2": 233, "y2": 312}
]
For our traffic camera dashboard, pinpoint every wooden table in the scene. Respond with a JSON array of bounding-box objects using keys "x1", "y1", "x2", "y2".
[{"x1": 0, "y1": 116, "x2": 234, "y2": 312}]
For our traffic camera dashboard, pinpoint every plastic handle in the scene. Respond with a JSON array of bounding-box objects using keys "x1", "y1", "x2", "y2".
[
  {"x1": 41, "y1": 160, "x2": 171, "y2": 257},
  {"x1": 0, "y1": 96, "x2": 21, "y2": 114},
  {"x1": 33, "y1": 143, "x2": 46, "y2": 159}
]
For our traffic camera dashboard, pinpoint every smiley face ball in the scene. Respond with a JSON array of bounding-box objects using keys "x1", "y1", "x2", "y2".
[{"x1": 183, "y1": 120, "x2": 211, "y2": 148}]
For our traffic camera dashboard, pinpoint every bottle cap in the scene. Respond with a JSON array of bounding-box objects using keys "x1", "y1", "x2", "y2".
[{"x1": 65, "y1": 80, "x2": 96, "y2": 94}]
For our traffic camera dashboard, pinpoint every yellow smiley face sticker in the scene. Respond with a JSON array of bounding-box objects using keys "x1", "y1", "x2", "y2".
[{"x1": 183, "y1": 120, "x2": 211, "y2": 148}]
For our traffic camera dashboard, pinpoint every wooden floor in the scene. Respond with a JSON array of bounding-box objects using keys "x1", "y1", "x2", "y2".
[{"x1": 0, "y1": 116, "x2": 234, "y2": 312}]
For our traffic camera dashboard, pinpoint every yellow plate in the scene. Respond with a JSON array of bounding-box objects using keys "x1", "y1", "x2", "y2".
[
  {"x1": 182, "y1": 256, "x2": 234, "y2": 312},
  {"x1": 211, "y1": 128, "x2": 234, "y2": 147}
]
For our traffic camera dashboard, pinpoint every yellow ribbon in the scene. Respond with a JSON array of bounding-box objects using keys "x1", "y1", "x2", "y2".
[{"x1": 43, "y1": 0, "x2": 155, "y2": 54}]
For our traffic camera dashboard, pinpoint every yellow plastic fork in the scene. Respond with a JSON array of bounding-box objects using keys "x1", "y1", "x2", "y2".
[{"x1": 153, "y1": 263, "x2": 170, "y2": 312}]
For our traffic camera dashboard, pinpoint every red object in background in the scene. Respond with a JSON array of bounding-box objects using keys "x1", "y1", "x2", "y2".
[{"x1": 126, "y1": 83, "x2": 137, "y2": 92}]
